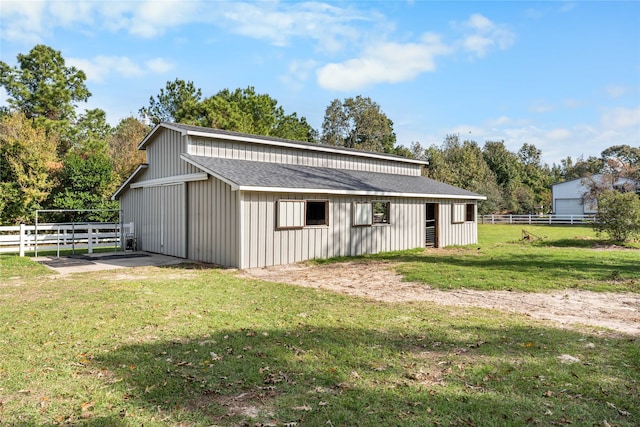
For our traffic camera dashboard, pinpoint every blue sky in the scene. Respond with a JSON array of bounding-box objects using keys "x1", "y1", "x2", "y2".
[{"x1": 1, "y1": 1, "x2": 638, "y2": 166}]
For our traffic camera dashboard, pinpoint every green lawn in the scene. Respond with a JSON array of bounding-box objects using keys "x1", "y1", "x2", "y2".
[
  {"x1": 0, "y1": 225, "x2": 638, "y2": 426},
  {"x1": 339, "y1": 224, "x2": 640, "y2": 292}
]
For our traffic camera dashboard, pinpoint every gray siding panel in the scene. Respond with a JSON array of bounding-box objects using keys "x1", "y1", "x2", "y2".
[
  {"x1": 438, "y1": 201, "x2": 478, "y2": 247},
  {"x1": 146, "y1": 129, "x2": 200, "y2": 179},
  {"x1": 186, "y1": 136, "x2": 422, "y2": 176},
  {"x1": 240, "y1": 193, "x2": 427, "y2": 268},
  {"x1": 187, "y1": 177, "x2": 239, "y2": 267},
  {"x1": 139, "y1": 184, "x2": 186, "y2": 257}
]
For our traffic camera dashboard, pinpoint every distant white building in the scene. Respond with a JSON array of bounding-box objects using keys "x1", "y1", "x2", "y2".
[{"x1": 551, "y1": 174, "x2": 639, "y2": 215}]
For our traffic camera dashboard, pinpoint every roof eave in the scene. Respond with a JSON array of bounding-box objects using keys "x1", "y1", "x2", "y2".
[
  {"x1": 237, "y1": 185, "x2": 486, "y2": 200},
  {"x1": 111, "y1": 164, "x2": 149, "y2": 200}
]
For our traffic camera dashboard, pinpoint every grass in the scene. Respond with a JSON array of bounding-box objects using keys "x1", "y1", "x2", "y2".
[
  {"x1": 0, "y1": 225, "x2": 638, "y2": 426},
  {"x1": 313, "y1": 225, "x2": 640, "y2": 292}
]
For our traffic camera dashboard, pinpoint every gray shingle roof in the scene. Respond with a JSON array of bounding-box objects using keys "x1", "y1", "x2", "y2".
[{"x1": 181, "y1": 154, "x2": 485, "y2": 200}]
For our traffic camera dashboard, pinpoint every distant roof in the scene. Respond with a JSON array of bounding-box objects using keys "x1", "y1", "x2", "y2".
[
  {"x1": 138, "y1": 122, "x2": 428, "y2": 166},
  {"x1": 551, "y1": 174, "x2": 639, "y2": 188},
  {"x1": 181, "y1": 154, "x2": 485, "y2": 200}
]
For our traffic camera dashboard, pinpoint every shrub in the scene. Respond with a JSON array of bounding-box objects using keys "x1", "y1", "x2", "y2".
[{"x1": 594, "y1": 189, "x2": 640, "y2": 242}]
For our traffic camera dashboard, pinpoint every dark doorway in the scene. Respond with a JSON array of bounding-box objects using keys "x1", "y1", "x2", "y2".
[{"x1": 425, "y1": 203, "x2": 438, "y2": 247}]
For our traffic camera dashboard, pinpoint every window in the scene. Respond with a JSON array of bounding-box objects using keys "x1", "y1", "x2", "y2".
[
  {"x1": 372, "y1": 201, "x2": 390, "y2": 224},
  {"x1": 353, "y1": 202, "x2": 372, "y2": 226},
  {"x1": 277, "y1": 200, "x2": 305, "y2": 229},
  {"x1": 466, "y1": 203, "x2": 475, "y2": 222},
  {"x1": 353, "y1": 201, "x2": 390, "y2": 226},
  {"x1": 452, "y1": 203, "x2": 475, "y2": 223},
  {"x1": 452, "y1": 203, "x2": 465, "y2": 224},
  {"x1": 306, "y1": 201, "x2": 328, "y2": 226},
  {"x1": 277, "y1": 199, "x2": 328, "y2": 229}
]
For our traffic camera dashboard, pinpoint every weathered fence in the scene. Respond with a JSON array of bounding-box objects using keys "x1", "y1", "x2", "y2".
[
  {"x1": 0, "y1": 222, "x2": 133, "y2": 256},
  {"x1": 481, "y1": 214, "x2": 596, "y2": 225}
]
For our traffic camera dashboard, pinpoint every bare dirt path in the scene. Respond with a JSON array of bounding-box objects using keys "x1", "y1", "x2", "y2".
[{"x1": 241, "y1": 261, "x2": 640, "y2": 336}]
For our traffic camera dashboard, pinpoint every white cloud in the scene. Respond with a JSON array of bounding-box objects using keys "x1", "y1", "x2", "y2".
[
  {"x1": 457, "y1": 13, "x2": 515, "y2": 58},
  {"x1": 0, "y1": 0, "x2": 48, "y2": 43},
  {"x1": 317, "y1": 33, "x2": 451, "y2": 90},
  {"x1": 529, "y1": 103, "x2": 555, "y2": 113},
  {"x1": 317, "y1": 13, "x2": 514, "y2": 91},
  {"x1": 604, "y1": 85, "x2": 634, "y2": 98},
  {"x1": 145, "y1": 58, "x2": 175, "y2": 74},
  {"x1": 221, "y1": 2, "x2": 383, "y2": 53},
  {"x1": 68, "y1": 56, "x2": 174, "y2": 83},
  {"x1": 601, "y1": 107, "x2": 640, "y2": 128},
  {"x1": 281, "y1": 59, "x2": 318, "y2": 89},
  {"x1": 546, "y1": 128, "x2": 572, "y2": 140}
]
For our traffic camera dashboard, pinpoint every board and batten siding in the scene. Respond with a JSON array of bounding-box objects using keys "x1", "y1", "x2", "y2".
[
  {"x1": 139, "y1": 183, "x2": 187, "y2": 258},
  {"x1": 437, "y1": 201, "x2": 478, "y2": 247},
  {"x1": 187, "y1": 177, "x2": 240, "y2": 267},
  {"x1": 186, "y1": 136, "x2": 421, "y2": 176},
  {"x1": 119, "y1": 187, "x2": 145, "y2": 248},
  {"x1": 144, "y1": 129, "x2": 201, "y2": 180},
  {"x1": 239, "y1": 193, "x2": 426, "y2": 269}
]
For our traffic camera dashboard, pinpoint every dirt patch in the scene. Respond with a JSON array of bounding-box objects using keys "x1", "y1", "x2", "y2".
[{"x1": 241, "y1": 261, "x2": 640, "y2": 336}]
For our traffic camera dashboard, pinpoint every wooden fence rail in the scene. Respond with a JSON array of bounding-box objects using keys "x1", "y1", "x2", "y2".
[
  {"x1": 481, "y1": 214, "x2": 596, "y2": 225},
  {"x1": 0, "y1": 222, "x2": 133, "y2": 256}
]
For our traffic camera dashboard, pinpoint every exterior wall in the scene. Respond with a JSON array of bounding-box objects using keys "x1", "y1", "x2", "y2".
[
  {"x1": 145, "y1": 129, "x2": 201, "y2": 179},
  {"x1": 186, "y1": 135, "x2": 421, "y2": 176},
  {"x1": 119, "y1": 180, "x2": 187, "y2": 258},
  {"x1": 552, "y1": 179, "x2": 588, "y2": 215},
  {"x1": 239, "y1": 193, "x2": 426, "y2": 269},
  {"x1": 187, "y1": 177, "x2": 240, "y2": 267},
  {"x1": 551, "y1": 176, "x2": 639, "y2": 215},
  {"x1": 119, "y1": 186, "x2": 145, "y2": 247},
  {"x1": 437, "y1": 201, "x2": 478, "y2": 247},
  {"x1": 118, "y1": 127, "x2": 480, "y2": 267},
  {"x1": 141, "y1": 183, "x2": 187, "y2": 257}
]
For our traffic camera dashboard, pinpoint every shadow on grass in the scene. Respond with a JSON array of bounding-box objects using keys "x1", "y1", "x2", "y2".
[
  {"x1": 86, "y1": 324, "x2": 638, "y2": 426},
  {"x1": 322, "y1": 246, "x2": 640, "y2": 290}
]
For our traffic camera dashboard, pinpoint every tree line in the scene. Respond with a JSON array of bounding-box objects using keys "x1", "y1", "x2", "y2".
[{"x1": 1, "y1": 44, "x2": 638, "y2": 230}]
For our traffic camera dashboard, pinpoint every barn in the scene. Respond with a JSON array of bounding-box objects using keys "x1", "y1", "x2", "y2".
[
  {"x1": 551, "y1": 175, "x2": 639, "y2": 215},
  {"x1": 112, "y1": 123, "x2": 485, "y2": 268}
]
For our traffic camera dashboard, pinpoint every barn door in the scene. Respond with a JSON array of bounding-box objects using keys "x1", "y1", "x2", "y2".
[
  {"x1": 425, "y1": 203, "x2": 438, "y2": 248},
  {"x1": 143, "y1": 183, "x2": 186, "y2": 257}
]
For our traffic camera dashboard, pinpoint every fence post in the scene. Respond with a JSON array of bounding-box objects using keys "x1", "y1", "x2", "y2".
[
  {"x1": 19, "y1": 223, "x2": 25, "y2": 257},
  {"x1": 88, "y1": 223, "x2": 93, "y2": 254}
]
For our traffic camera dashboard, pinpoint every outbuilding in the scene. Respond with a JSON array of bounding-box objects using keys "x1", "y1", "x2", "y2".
[
  {"x1": 112, "y1": 123, "x2": 485, "y2": 268},
  {"x1": 551, "y1": 174, "x2": 639, "y2": 215}
]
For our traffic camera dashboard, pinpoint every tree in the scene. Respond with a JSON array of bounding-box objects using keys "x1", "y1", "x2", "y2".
[
  {"x1": 201, "y1": 86, "x2": 316, "y2": 141},
  {"x1": 70, "y1": 108, "x2": 113, "y2": 155},
  {"x1": 594, "y1": 190, "x2": 640, "y2": 242},
  {"x1": 139, "y1": 78, "x2": 202, "y2": 125},
  {"x1": 0, "y1": 112, "x2": 59, "y2": 224},
  {"x1": 109, "y1": 117, "x2": 149, "y2": 183},
  {"x1": 140, "y1": 83, "x2": 316, "y2": 141},
  {"x1": 555, "y1": 155, "x2": 604, "y2": 181},
  {"x1": 48, "y1": 109, "x2": 119, "y2": 222},
  {"x1": 600, "y1": 145, "x2": 640, "y2": 180},
  {"x1": 517, "y1": 143, "x2": 552, "y2": 212},
  {"x1": 0, "y1": 44, "x2": 90, "y2": 123},
  {"x1": 424, "y1": 135, "x2": 502, "y2": 215},
  {"x1": 321, "y1": 96, "x2": 396, "y2": 153},
  {"x1": 50, "y1": 150, "x2": 119, "y2": 222}
]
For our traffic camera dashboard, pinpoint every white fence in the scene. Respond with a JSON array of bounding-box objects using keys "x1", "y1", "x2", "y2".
[
  {"x1": 481, "y1": 214, "x2": 596, "y2": 225},
  {"x1": 0, "y1": 222, "x2": 133, "y2": 256}
]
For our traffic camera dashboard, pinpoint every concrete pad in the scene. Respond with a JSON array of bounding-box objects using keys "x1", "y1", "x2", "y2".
[{"x1": 34, "y1": 251, "x2": 184, "y2": 274}]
